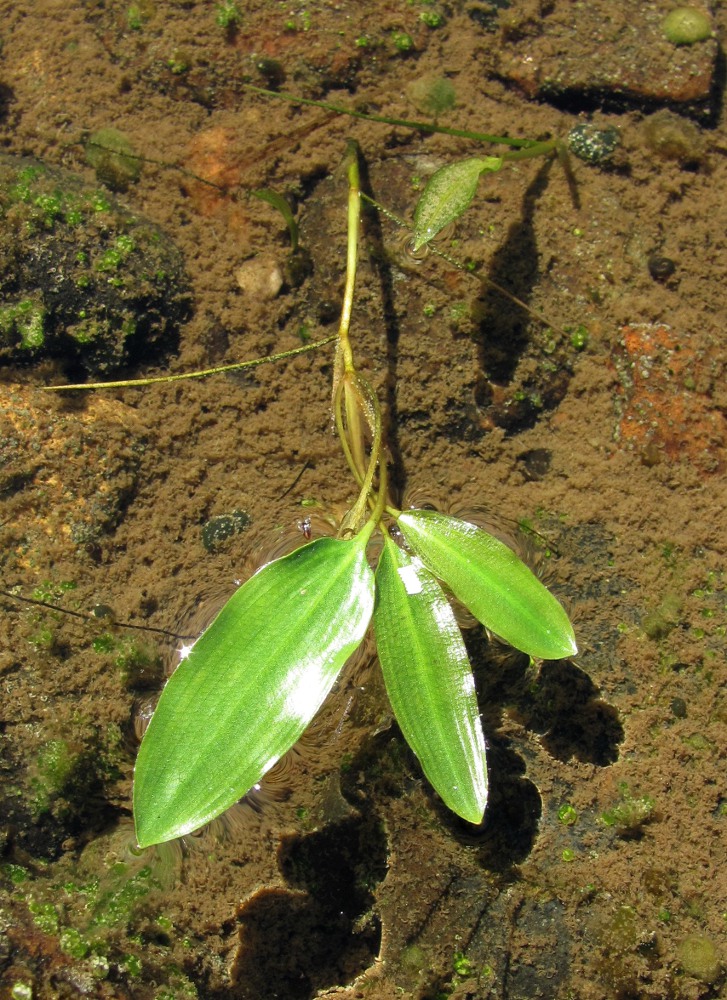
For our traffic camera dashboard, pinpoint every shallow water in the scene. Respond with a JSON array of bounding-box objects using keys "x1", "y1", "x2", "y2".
[{"x1": 1, "y1": 2, "x2": 726, "y2": 998}]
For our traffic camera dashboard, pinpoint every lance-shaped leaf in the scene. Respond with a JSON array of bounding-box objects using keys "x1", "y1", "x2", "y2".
[
  {"x1": 412, "y1": 155, "x2": 502, "y2": 251},
  {"x1": 134, "y1": 534, "x2": 375, "y2": 848},
  {"x1": 398, "y1": 510, "x2": 577, "y2": 661},
  {"x1": 374, "y1": 534, "x2": 488, "y2": 824}
]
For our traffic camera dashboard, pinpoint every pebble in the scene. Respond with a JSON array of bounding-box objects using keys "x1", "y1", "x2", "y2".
[{"x1": 235, "y1": 256, "x2": 284, "y2": 301}]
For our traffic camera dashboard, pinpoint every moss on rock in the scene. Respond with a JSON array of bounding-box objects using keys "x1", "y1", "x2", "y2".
[{"x1": 0, "y1": 155, "x2": 191, "y2": 375}]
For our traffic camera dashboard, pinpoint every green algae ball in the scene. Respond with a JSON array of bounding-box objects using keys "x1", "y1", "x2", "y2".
[
  {"x1": 661, "y1": 8, "x2": 712, "y2": 44},
  {"x1": 406, "y1": 75, "x2": 456, "y2": 117},
  {"x1": 677, "y1": 934, "x2": 721, "y2": 983}
]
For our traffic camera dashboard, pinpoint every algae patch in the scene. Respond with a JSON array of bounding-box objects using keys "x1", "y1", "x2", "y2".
[{"x1": 0, "y1": 155, "x2": 190, "y2": 374}]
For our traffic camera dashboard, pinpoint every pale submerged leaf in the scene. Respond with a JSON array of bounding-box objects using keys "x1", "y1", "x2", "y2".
[{"x1": 412, "y1": 156, "x2": 502, "y2": 251}]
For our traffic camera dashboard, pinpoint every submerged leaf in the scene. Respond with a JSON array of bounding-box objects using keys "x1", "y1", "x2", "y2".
[
  {"x1": 398, "y1": 510, "x2": 577, "y2": 660},
  {"x1": 374, "y1": 535, "x2": 488, "y2": 823},
  {"x1": 412, "y1": 155, "x2": 502, "y2": 251},
  {"x1": 133, "y1": 534, "x2": 374, "y2": 847},
  {"x1": 251, "y1": 188, "x2": 299, "y2": 250}
]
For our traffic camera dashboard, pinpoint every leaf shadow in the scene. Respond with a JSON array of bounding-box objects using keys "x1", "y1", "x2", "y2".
[
  {"x1": 424, "y1": 633, "x2": 623, "y2": 872},
  {"x1": 227, "y1": 815, "x2": 386, "y2": 1000},
  {"x1": 469, "y1": 633, "x2": 624, "y2": 767},
  {"x1": 472, "y1": 157, "x2": 574, "y2": 433},
  {"x1": 475, "y1": 172, "x2": 545, "y2": 387}
]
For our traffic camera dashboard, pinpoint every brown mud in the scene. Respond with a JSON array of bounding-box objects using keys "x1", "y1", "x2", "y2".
[{"x1": 0, "y1": 2, "x2": 725, "y2": 998}]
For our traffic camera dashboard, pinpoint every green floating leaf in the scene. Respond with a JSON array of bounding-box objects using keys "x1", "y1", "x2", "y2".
[
  {"x1": 374, "y1": 536, "x2": 488, "y2": 823},
  {"x1": 398, "y1": 510, "x2": 577, "y2": 660},
  {"x1": 412, "y1": 155, "x2": 502, "y2": 251},
  {"x1": 133, "y1": 534, "x2": 374, "y2": 847}
]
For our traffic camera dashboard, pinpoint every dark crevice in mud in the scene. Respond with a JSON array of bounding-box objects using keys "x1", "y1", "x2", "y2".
[
  {"x1": 0, "y1": 82, "x2": 15, "y2": 127},
  {"x1": 295, "y1": 164, "x2": 331, "y2": 203},
  {"x1": 499, "y1": 78, "x2": 721, "y2": 126},
  {"x1": 712, "y1": 44, "x2": 726, "y2": 126}
]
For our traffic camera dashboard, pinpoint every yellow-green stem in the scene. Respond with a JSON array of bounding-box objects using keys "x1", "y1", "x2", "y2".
[
  {"x1": 45, "y1": 335, "x2": 337, "y2": 391},
  {"x1": 336, "y1": 140, "x2": 361, "y2": 376},
  {"x1": 502, "y1": 139, "x2": 558, "y2": 162},
  {"x1": 332, "y1": 143, "x2": 390, "y2": 533},
  {"x1": 368, "y1": 450, "x2": 388, "y2": 530},
  {"x1": 335, "y1": 374, "x2": 384, "y2": 533}
]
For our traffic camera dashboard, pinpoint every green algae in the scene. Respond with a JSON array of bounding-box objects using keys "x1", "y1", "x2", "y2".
[
  {"x1": 0, "y1": 154, "x2": 190, "y2": 374},
  {"x1": 600, "y1": 783, "x2": 654, "y2": 834}
]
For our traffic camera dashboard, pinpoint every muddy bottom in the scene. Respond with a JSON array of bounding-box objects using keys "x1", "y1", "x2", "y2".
[{"x1": 1, "y1": 2, "x2": 726, "y2": 999}]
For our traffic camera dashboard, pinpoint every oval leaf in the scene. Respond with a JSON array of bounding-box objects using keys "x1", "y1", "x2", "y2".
[
  {"x1": 412, "y1": 156, "x2": 502, "y2": 251},
  {"x1": 374, "y1": 535, "x2": 487, "y2": 824},
  {"x1": 398, "y1": 510, "x2": 577, "y2": 660},
  {"x1": 133, "y1": 534, "x2": 374, "y2": 847}
]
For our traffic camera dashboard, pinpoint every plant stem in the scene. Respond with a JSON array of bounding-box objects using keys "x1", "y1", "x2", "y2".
[
  {"x1": 44, "y1": 335, "x2": 337, "y2": 391},
  {"x1": 332, "y1": 142, "x2": 390, "y2": 536},
  {"x1": 333, "y1": 141, "x2": 370, "y2": 485},
  {"x1": 244, "y1": 84, "x2": 540, "y2": 150},
  {"x1": 502, "y1": 138, "x2": 558, "y2": 162},
  {"x1": 336, "y1": 140, "x2": 361, "y2": 376}
]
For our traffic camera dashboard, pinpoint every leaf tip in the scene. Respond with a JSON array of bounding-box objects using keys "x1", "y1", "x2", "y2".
[
  {"x1": 132, "y1": 817, "x2": 156, "y2": 851},
  {"x1": 411, "y1": 230, "x2": 430, "y2": 253},
  {"x1": 459, "y1": 800, "x2": 487, "y2": 826},
  {"x1": 551, "y1": 619, "x2": 578, "y2": 660},
  {"x1": 133, "y1": 809, "x2": 186, "y2": 850}
]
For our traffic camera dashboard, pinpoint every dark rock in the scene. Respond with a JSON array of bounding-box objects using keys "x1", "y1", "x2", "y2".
[
  {"x1": 648, "y1": 254, "x2": 677, "y2": 282},
  {"x1": 0, "y1": 155, "x2": 191, "y2": 375},
  {"x1": 568, "y1": 123, "x2": 621, "y2": 164},
  {"x1": 517, "y1": 447, "x2": 552, "y2": 480}
]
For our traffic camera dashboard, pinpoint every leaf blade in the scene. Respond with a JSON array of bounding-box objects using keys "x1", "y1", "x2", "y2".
[
  {"x1": 133, "y1": 534, "x2": 374, "y2": 847},
  {"x1": 412, "y1": 156, "x2": 502, "y2": 250},
  {"x1": 374, "y1": 535, "x2": 488, "y2": 824},
  {"x1": 398, "y1": 510, "x2": 577, "y2": 660}
]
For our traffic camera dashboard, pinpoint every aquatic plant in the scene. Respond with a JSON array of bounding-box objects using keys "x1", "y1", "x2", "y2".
[
  {"x1": 46, "y1": 98, "x2": 581, "y2": 846},
  {"x1": 125, "y1": 144, "x2": 577, "y2": 847}
]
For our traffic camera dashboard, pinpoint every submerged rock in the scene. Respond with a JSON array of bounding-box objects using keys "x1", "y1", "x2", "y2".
[
  {"x1": 496, "y1": 0, "x2": 717, "y2": 111},
  {"x1": 0, "y1": 155, "x2": 190, "y2": 374}
]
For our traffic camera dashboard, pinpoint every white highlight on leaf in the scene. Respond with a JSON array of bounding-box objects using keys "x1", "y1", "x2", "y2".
[
  {"x1": 461, "y1": 671, "x2": 476, "y2": 696},
  {"x1": 278, "y1": 660, "x2": 330, "y2": 728},
  {"x1": 397, "y1": 561, "x2": 423, "y2": 595},
  {"x1": 259, "y1": 755, "x2": 279, "y2": 779}
]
